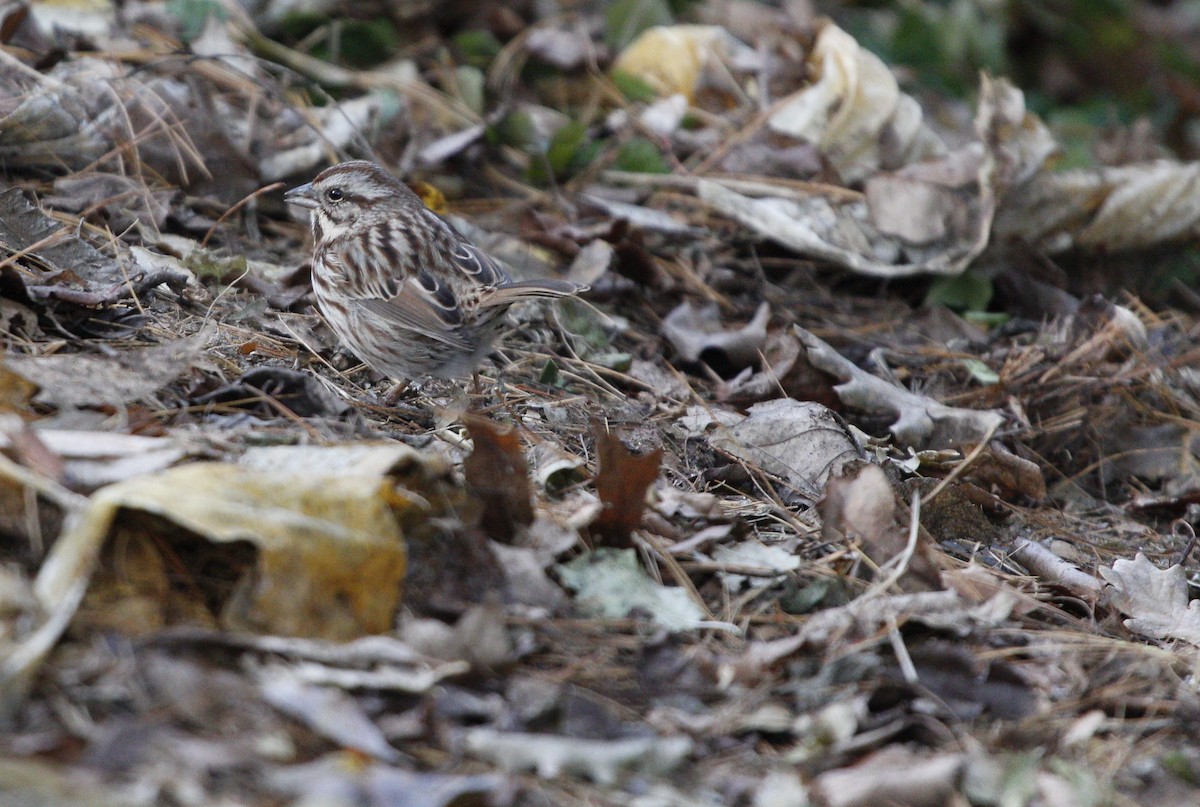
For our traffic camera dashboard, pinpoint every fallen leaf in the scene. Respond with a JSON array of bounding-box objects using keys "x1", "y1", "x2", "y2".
[
  {"x1": 612, "y1": 24, "x2": 751, "y2": 100},
  {"x1": 258, "y1": 669, "x2": 400, "y2": 762},
  {"x1": 464, "y1": 727, "x2": 692, "y2": 785},
  {"x1": 708, "y1": 398, "x2": 865, "y2": 499},
  {"x1": 811, "y1": 747, "x2": 964, "y2": 807},
  {"x1": 662, "y1": 300, "x2": 769, "y2": 373},
  {"x1": 557, "y1": 548, "x2": 705, "y2": 632},
  {"x1": 820, "y1": 464, "x2": 942, "y2": 591},
  {"x1": 589, "y1": 430, "x2": 662, "y2": 548},
  {"x1": 768, "y1": 22, "x2": 946, "y2": 183},
  {"x1": 717, "y1": 330, "x2": 841, "y2": 407},
  {"x1": 8, "y1": 335, "x2": 206, "y2": 409},
  {"x1": 1101, "y1": 553, "x2": 1200, "y2": 646},
  {"x1": 463, "y1": 414, "x2": 533, "y2": 543},
  {"x1": 795, "y1": 325, "x2": 1004, "y2": 449}
]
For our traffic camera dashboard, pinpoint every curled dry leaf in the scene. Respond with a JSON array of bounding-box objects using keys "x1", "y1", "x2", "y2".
[
  {"x1": 23, "y1": 460, "x2": 413, "y2": 662},
  {"x1": 768, "y1": 22, "x2": 947, "y2": 184},
  {"x1": 701, "y1": 69, "x2": 1055, "y2": 279},
  {"x1": 996, "y1": 159, "x2": 1200, "y2": 253},
  {"x1": 611, "y1": 24, "x2": 754, "y2": 100},
  {"x1": 795, "y1": 325, "x2": 1004, "y2": 449},
  {"x1": 662, "y1": 301, "x2": 770, "y2": 372}
]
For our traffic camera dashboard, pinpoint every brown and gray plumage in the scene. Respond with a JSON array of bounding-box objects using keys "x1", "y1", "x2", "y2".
[{"x1": 285, "y1": 160, "x2": 585, "y2": 379}]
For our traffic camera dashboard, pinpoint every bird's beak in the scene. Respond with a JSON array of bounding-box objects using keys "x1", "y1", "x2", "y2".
[{"x1": 284, "y1": 182, "x2": 318, "y2": 209}]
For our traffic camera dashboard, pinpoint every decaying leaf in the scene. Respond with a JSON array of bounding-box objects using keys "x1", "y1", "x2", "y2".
[
  {"x1": 1, "y1": 455, "x2": 423, "y2": 718},
  {"x1": 706, "y1": 398, "x2": 865, "y2": 499},
  {"x1": 768, "y1": 22, "x2": 947, "y2": 184},
  {"x1": 611, "y1": 24, "x2": 754, "y2": 100},
  {"x1": 463, "y1": 414, "x2": 533, "y2": 543},
  {"x1": 464, "y1": 727, "x2": 692, "y2": 785},
  {"x1": 589, "y1": 431, "x2": 662, "y2": 548},
  {"x1": 76, "y1": 463, "x2": 410, "y2": 638},
  {"x1": 557, "y1": 548, "x2": 706, "y2": 632},
  {"x1": 820, "y1": 464, "x2": 942, "y2": 591},
  {"x1": 662, "y1": 300, "x2": 769, "y2": 373},
  {"x1": 996, "y1": 159, "x2": 1200, "y2": 253},
  {"x1": 795, "y1": 325, "x2": 1004, "y2": 449},
  {"x1": 1101, "y1": 553, "x2": 1200, "y2": 646},
  {"x1": 8, "y1": 335, "x2": 206, "y2": 409},
  {"x1": 700, "y1": 71, "x2": 1053, "y2": 279},
  {"x1": 0, "y1": 187, "x2": 126, "y2": 294}
]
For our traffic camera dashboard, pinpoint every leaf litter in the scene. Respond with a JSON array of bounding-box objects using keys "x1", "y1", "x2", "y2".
[{"x1": 1, "y1": 3, "x2": 1200, "y2": 806}]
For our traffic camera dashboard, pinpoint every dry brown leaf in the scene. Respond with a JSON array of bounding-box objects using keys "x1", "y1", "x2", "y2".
[
  {"x1": 589, "y1": 431, "x2": 663, "y2": 548},
  {"x1": 820, "y1": 464, "x2": 942, "y2": 591},
  {"x1": 463, "y1": 414, "x2": 533, "y2": 543}
]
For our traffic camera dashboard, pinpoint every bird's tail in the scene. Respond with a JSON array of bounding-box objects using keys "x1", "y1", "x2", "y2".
[{"x1": 481, "y1": 279, "x2": 588, "y2": 307}]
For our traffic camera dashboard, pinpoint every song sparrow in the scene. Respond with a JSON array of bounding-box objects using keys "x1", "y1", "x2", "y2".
[{"x1": 285, "y1": 160, "x2": 585, "y2": 380}]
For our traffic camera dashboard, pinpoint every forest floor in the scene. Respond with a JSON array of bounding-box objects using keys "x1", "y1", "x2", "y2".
[{"x1": 4, "y1": 2, "x2": 1200, "y2": 806}]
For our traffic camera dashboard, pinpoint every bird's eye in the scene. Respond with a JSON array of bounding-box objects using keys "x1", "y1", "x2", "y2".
[{"x1": 326, "y1": 187, "x2": 344, "y2": 202}]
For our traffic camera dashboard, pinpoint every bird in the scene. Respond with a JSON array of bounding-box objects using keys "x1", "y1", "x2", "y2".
[{"x1": 284, "y1": 160, "x2": 585, "y2": 381}]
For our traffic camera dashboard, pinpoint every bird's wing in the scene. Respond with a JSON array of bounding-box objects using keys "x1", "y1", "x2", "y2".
[{"x1": 326, "y1": 241, "x2": 474, "y2": 351}]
